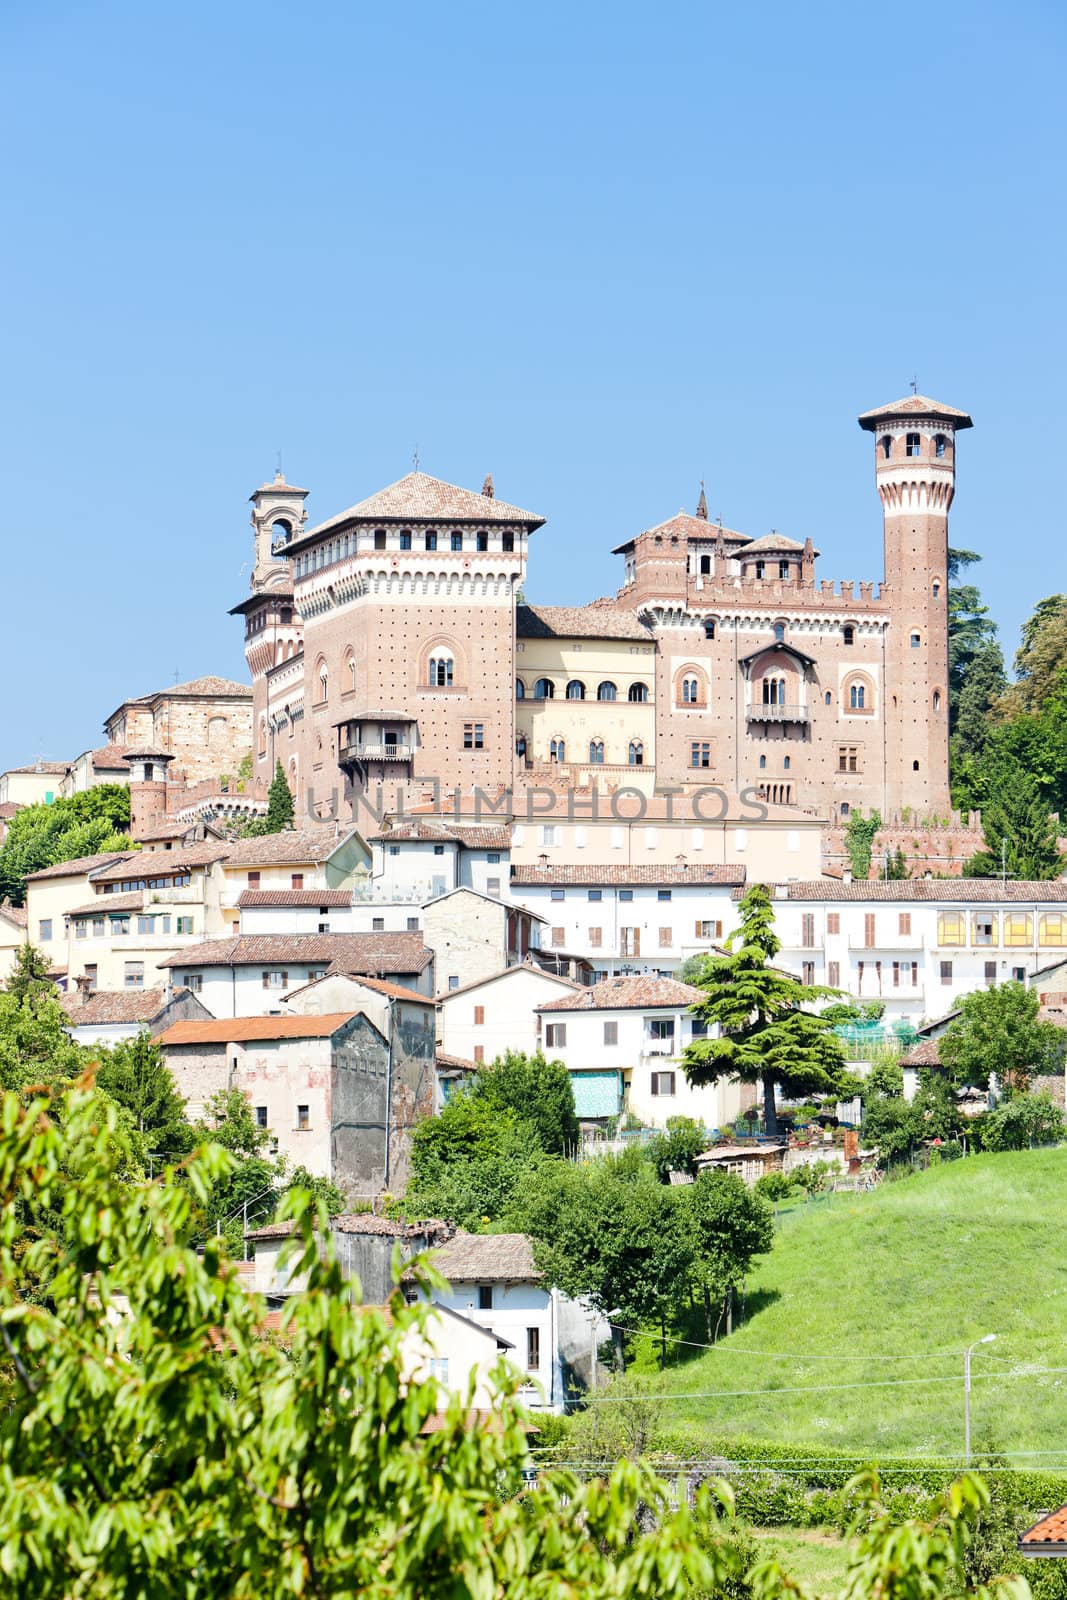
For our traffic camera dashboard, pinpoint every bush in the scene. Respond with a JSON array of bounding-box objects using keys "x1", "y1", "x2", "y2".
[
  {"x1": 753, "y1": 1172, "x2": 796, "y2": 1202},
  {"x1": 979, "y1": 1092, "x2": 1065, "y2": 1152}
]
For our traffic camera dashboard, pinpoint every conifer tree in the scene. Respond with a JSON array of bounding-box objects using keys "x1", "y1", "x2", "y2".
[
  {"x1": 683, "y1": 883, "x2": 855, "y2": 1134},
  {"x1": 263, "y1": 760, "x2": 294, "y2": 833}
]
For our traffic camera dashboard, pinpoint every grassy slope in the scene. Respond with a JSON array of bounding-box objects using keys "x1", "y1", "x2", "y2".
[
  {"x1": 750, "y1": 1530, "x2": 850, "y2": 1597},
  {"x1": 649, "y1": 1148, "x2": 1067, "y2": 1457}
]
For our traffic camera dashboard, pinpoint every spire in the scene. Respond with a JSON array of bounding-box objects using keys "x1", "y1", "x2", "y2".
[
  {"x1": 482, "y1": 474, "x2": 495, "y2": 500},
  {"x1": 696, "y1": 482, "x2": 708, "y2": 520}
]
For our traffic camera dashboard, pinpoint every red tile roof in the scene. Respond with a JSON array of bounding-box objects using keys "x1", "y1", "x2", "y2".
[
  {"x1": 369, "y1": 819, "x2": 512, "y2": 850},
  {"x1": 24, "y1": 851, "x2": 134, "y2": 882},
  {"x1": 437, "y1": 960, "x2": 583, "y2": 1003},
  {"x1": 732, "y1": 879, "x2": 1067, "y2": 902},
  {"x1": 511, "y1": 863, "x2": 745, "y2": 887},
  {"x1": 158, "y1": 932, "x2": 432, "y2": 974},
  {"x1": 90, "y1": 843, "x2": 231, "y2": 883},
  {"x1": 245, "y1": 1213, "x2": 453, "y2": 1242},
  {"x1": 296, "y1": 472, "x2": 544, "y2": 544},
  {"x1": 5, "y1": 761, "x2": 69, "y2": 776},
  {"x1": 352, "y1": 975, "x2": 434, "y2": 1004},
  {"x1": 429, "y1": 1232, "x2": 540, "y2": 1284},
  {"x1": 517, "y1": 600, "x2": 653, "y2": 642},
  {"x1": 222, "y1": 828, "x2": 361, "y2": 867},
  {"x1": 858, "y1": 393, "x2": 973, "y2": 429},
  {"x1": 157, "y1": 1012, "x2": 359, "y2": 1046},
  {"x1": 238, "y1": 889, "x2": 353, "y2": 908},
  {"x1": 89, "y1": 744, "x2": 131, "y2": 769},
  {"x1": 0, "y1": 900, "x2": 27, "y2": 928},
  {"x1": 59, "y1": 986, "x2": 185, "y2": 1025},
  {"x1": 66, "y1": 893, "x2": 146, "y2": 917},
  {"x1": 1021, "y1": 1507, "x2": 1067, "y2": 1550},
  {"x1": 611, "y1": 510, "x2": 751, "y2": 555},
  {"x1": 536, "y1": 975, "x2": 703, "y2": 1012}
]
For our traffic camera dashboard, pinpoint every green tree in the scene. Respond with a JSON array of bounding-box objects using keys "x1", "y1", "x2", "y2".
[
  {"x1": 844, "y1": 809, "x2": 882, "y2": 880},
  {"x1": 284, "y1": 1164, "x2": 347, "y2": 1214},
  {"x1": 951, "y1": 640, "x2": 1008, "y2": 793},
  {"x1": 683, "y1": 884, "x2": 856, "y2": 1135},
  {"x1": 265, "y1": 759, "x2": 295, "y2": 832},
  {"x1": 469, "y1": 1048, "x2": 579, "y2": 1156},
  {"x1": 4, "y1": 941, "x2": 55, "y2": 1005},
  {"x1": 646, "y1": 1115, "x2": 708, "y2": 1182},
  {"x1": 999, "y1": 593, "x2": 1067, "y2": 717},
  {"x1": 684, "y1": 1168, "x2": 773, "y2": 1340},
  {"x1": 92, "y1": 1032, "x2": 194, "y2": 1157},
  {"x1": 521, "y1": 1157, "x2": 693, "y2": 1370},
  {"x1": 0, "y1": 785, "x2": 133, "y2": 905},
  {"x1": 939, "y1": 984, "x2": 1066, "y2": 1095},
  {"x1": 193, "y1": 1088, "x2": 285, "y2": 1252},
  {"x1": 0, "y1": 1081, "x2": 757, "y2": 1600},
  {"x1": 979, "y1": 1092, "x2": 1064, "y2": 1152},
  {"x1": 0, "y1": 949, "x2": 84, "y2": 1092},
  {"x1": 405, "y1": 1095, "x2": 547, "y2": 1230},
  {"x1": 948, "y1": 549, "x2": 1000, "y2": 736},
  {"x1": 962, "y1": 761, "x2": 1063, "y2": 880}
]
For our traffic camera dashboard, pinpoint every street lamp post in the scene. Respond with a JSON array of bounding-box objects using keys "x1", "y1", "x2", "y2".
[{"x1": 964, "y1": 1334, "x2": 996, "y2": 1463}]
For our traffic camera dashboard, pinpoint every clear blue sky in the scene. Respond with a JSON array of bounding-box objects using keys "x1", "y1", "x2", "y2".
[{"x1": 2, "y1": 1, "x2": 1064, "y2": 771}]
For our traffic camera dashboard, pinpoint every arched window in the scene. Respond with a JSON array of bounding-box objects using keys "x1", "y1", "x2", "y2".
[
  {"x1": 933, "y1": 689, "x2": 942, "y2": 712},
  {"x1": 774, "y1": 623, "x2": 785, "y2": 642},
  {"x1": 628, "y1": 740, "x2": 643, "y2": 766},
  {"x1": 270, "y1": 520, "x2": 291, "y2": 556},
  {"x1": 257, "y1": 717, "x2": 267, "y2": 757},
  {"x1": 628, "y1": 682, "x2": 649, "y2": 703},
  {"x1": 345, "y1": 654, "x2": 356, "y2": 693},
  {"x1": 913, "y1": 759, "x2": 920, "y2": 771},
  {"x1": 550, "y1": 737, "x2": 565, "y2": 762},
  {"x1": 843, "y1": 625, "x2": 855, "y2": 645},
  {"x1": 317, "y1": 663, "x2": 328, "y2": 704},
  {"x1": 534, "y1": 678, "x2": 555, "y2": 700},
  {"x1": 840, "y1": 802, "x2": 851, "y2": 816},
  {"x1": 906, "y1": 432, "x2": 921, "y2": 457},
  {"x1": 589, "y1": 740, "x2": 605, "y2": 764},
  {"x1": 932, "y1": 579, "x2": 941, "y2": 597},
  {"x1": 824, "y1": 690, "x2": 832, "y2": 706},
  {"x1": 681, "y1": 676, "x2": 699, "y2": 704},
  {"x1": 761, "y1": 677, "x2": 785, "y2": 706},
  {"x1": 911, "y1": 632, "x2": 921, "y2": 649},
  {"x1": 566, "y1": 680, "x2": 586, "y2": 700},
  {"x1": 285, "y1": 703, "x2": 294, "y2": 738},
  {"x1": 759, "y1": 754, "x2": 766, "y2": 770},
  {"x1": 597, "y1": 681, "x2": 617, "y2": 701},
  {"x1": 515, "y1": 678, "x2": 526, "y2": 700},
  {"x1": 784, "y1": 755, "x2": 791, "y2": 770},
  {"x1": 516, "y1": 735, "x2": 527, "y2": 758},
  {"x1": 704, "y1": 619, "x2": 716, "y2": 639},
  {"x1": 880, "y1": 436, "x2": 892, "y2": 460},
  {"x1": 850, "y1": 683, "x2": 865, "y2": 709},
  {"x1": 934, "y1": 435, "x2": 947, "y2": 458},
  {"x1": 429, "y1": 653, "x2": 454, "y2": 688}
]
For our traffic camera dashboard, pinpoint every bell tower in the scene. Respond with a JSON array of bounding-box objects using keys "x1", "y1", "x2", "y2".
[
  {"x1": 249, "y1": 471, "x2": 309, "y2": 588},
  {"x1": 858, "y1": 391, "x2": 973, "y2": 812}
]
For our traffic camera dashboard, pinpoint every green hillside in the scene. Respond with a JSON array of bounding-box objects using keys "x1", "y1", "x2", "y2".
[{"x1": 642, "y1": 1148, "x2": 1067, "y2": 1459}]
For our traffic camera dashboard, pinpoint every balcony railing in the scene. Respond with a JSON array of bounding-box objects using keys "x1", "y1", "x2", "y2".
[
  {"x1": 746, "y1": 702, "x2": 808, "y2": 724},
  {"x1": 339, "y1": 742, "x2": 413, "y2": 763}
]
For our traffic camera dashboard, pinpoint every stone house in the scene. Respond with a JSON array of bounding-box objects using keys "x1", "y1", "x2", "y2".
[
  {"x1": 420, "y1": 887, "x2": 544, "y2": 997},
  {"x1": 160, "y1": 931, "x2": 434, "y2": 1016},
  {"x1": 58, "y1": 983, "x2": 211, "y2": 1046}
]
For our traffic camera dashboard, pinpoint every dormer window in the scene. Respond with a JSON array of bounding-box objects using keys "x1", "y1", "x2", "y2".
[
  {"x1": 935, "y1": 435, "x2": 947, "y2": 458},
  {"x1": 906, "y1": 432, "x2": 921, "y2": 457},
  {"x1": 880, "y1": 436, "x2": 892, "y2": 459}
]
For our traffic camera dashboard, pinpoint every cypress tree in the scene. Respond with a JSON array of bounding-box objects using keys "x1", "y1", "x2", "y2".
[{"x1": 264, "y1": 761, "x2": 294, "y2": 834}]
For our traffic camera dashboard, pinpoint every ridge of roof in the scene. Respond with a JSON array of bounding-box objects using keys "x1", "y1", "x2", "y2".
[
  {"x1": 157, "y1": 1012, "x2": 360, "y2": 1046},
  {"x1": 857, "y1": 394, "x2": 973, "y2": 430},
  {"x1": 516, "y1": 601, "x2": 654, "y2": 643},
  {"x1": 536, "y1": 974, "x2": 704, "y2": 1012},
  {"x1": 157, "y1": 932, "x2": 433, "y2": 973},
  {"x1": 290, "y1": 471, "x2": 545, "y2": 548},
  {"x1": 437, "y1": 959, "x2": 583, "y2": 1003},
  {"x1": 736, "y1": 879, "x2": 1067, "y2": 902}
]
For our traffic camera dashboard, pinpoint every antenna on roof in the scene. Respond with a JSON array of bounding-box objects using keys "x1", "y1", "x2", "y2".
[
  {"x1": 910, "y1": 375, "x2": 919, "y2": 395},
  {"x1": 412, "y1": 444, "x2": 420, "y2": 473},
  {"x1": 173, "y1": 667, "x2": 180, "y2": 686}
]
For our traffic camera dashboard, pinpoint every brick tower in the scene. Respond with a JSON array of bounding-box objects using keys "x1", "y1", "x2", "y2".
[{"x1": 858, "y1": 392, "x2": 972, "y2": 812}]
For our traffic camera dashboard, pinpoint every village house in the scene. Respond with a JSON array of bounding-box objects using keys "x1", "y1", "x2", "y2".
[
  {"x1": 436, "y1": 961, "x2": 584, "y2": 1065},
  {"x1": 534, "y1": 974, "x2": 739, "y2": 1128},
  {"x1": 420, "y1": 887, "x2": 545, "y2": 997},
  {"x1": 159, "y1": 931, "x2": 434, "y2": 1016},
  {"x1": 23, "y1": 851, "x2": 137, "y2": 982},
  {"x1": 0, "y1": 762, "x2": 69, "y2": 809},
  {"x1": 0, "y1": 901, "x2": 28, "y2": 983},
  {"x1": 216, "y1": 826, "x2": 369, "y2": 934},
  {"x1": 58, "y1": 983, "x2": 211, "y2": 1046}
]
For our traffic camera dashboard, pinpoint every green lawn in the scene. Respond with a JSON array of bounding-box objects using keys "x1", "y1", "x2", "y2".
[
  {"x1": 645, "y1": 1148, "x2": 1067, "y2": 1458},
  {"x1": 750, "y1": 1529, "x2": 850, "y2": 1598}
]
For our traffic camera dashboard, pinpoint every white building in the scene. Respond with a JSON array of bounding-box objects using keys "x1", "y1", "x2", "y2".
[
  {"x1": 159, "y1": 932, "x2": 434, "y2": 1017},
  {"x1": 365, "y1": 820, "x2": 514, "y2": 902},
  {"x1": 437, "y1": 961, "x2": 583, "y2": 1064},
  {"x1": 758, "y1": 879, "x2": 1067, "y2": 1025},
  {"x1": 429, "y1": 1231, "x2": 605, "y2": 1413},
  {"x1": 509, "y1": 863, "x2": 743, "y2": 979},
  {"x1": 534, "y1": 974, "x2": 740, "y2": 1130}
]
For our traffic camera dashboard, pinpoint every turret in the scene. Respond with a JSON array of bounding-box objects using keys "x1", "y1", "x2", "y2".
[
  {"x1": 249, "y1": 471, "x2": 309, "y2": 588},
  {"x1": 859, "y1": 392, "x2": 973, "y2": 810}
]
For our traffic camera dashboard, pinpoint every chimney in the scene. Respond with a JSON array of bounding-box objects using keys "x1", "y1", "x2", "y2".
[
  {"x1": 843, "y1": 868, "x2": 853, "y2": 885},
  {"x1": 74, "y1": 973, "x2": 92, "y2": 1006},
  {"x1": 482, "y1": 474, "x2": 495, "y2": 500}
]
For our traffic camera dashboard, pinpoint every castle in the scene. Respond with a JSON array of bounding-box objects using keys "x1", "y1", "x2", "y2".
[{"x1": 233, "y1": 393, "x2": 969, "y2": 822}]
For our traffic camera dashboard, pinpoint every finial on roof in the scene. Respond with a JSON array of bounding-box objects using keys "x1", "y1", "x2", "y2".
[
  {"x1": 696, "y1": 482, "x2": 708, "y2": 520},
  {"x1": 482, "y1": 474, "x2": 495, "y2": 500},
  {"x1": 910, "y1": 375, "x2": 919, "y2": 395}
]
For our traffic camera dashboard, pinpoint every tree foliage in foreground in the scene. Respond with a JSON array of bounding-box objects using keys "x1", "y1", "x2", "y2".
[
  {"x1": 0, "y1": 784, "x2": 133, "y2": 905},
  {"x1": 0, "y1": 1083, "x2": 750, "y2": 1599}
]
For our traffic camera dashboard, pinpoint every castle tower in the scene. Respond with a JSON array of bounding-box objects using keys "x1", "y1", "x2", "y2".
[
  {"x1": 249, "y1": 471, "x2": 309, "y2": 587},
  {"x1": 858, "y1": 392, "x2": 973, "y2": 812},
  {"x1": 124, "y1": 748, "x2": 175, "y2": 839}
]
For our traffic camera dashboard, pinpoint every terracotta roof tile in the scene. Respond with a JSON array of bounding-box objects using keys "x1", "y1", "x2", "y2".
[
  {"x1": 245, "y1": 1213, "x2": 453, "y2": 1242},
  {"x1": 429, "y1": 1232, "x2": 540, "y2": 1284},
  {"x1": 732, "y1": 879, "x2": 1067, "y2": 903},
  {"x1": 293, "y1": 471, "x2": 544, "y2": 548},
  {"x1": 59, "y1": 986, "x2": 183, "y2": 1025},
  {"x1": 222, "y1": 828, "x2": 361, "y2": 867},
  {"x1": 4, "y1": 761, "x2": 70, "y2": 776},
  {"x1": 90, "y1": 843, "x2": 231, "y2": 882},
  {"x1": 512, "y1": 863, "x2": 745, "y2": 888},
  {"x1": 66, "y1": 893, "x2": 146, "y2": 917},
  {"x1": 517, "y1": 601, "x2": 653, "y2": 642},
  {"x1": 157, "y1": 1012, "x2": 359, "y2": 1046},
  {"x1": 611, "y1": 510, "x2": 751, "y2": 554},
  {"x1": 368, "y1": 820, "x2": 512, "y2": 850},
  {"x1": 858, "y1": 394, "x2": 973, "y2": 429},
  {"x1": 0, "y1": 802, "x2": 22, "y2": 820},
  {"x1": 740, "y1": 533, "x2": 809, "y2": 554},
  {"x1": 1021, "y1": 1506, "x2": 1067, "y2": 1547},
  {"x1": 89, "y1": 743, "x2": 131, "y2": 768},
  {"x1": 0, "y1": 900, "x2": 27, "y2": 928},
  {"x1": 350, "y1": 975, "x2": 434, "y2": 1004},
  {"x1": 24, "y1": 851, "x2": 134, "y2": 882},
  {"x1": 536, "y1": 975, "x2": 703, "y2": 1012},
  {"x1": 158, "y1": 932, "x2": 432, "y2": 974},
  {"x1": 436, "y1": 1049, "x2": 479, "y2": 1072},
  {"x1": 238, "y1": 889, "x2": 353, "y2": 908},
  {"x1": 437, "y1": 960, "x2": 583, "y2": 1003}
]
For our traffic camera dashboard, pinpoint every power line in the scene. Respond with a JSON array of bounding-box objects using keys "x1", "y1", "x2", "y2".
[
  {"x1": 608, "y1": 1323, "x2": 1004, "y2": 1361},
  {"x1": 581, "y1": 1366, "x2": 1067, "y2": 1403}
]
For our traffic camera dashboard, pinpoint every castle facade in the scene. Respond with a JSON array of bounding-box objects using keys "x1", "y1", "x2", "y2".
[{"x1": 232, "y1": 393, "x2": 969, "y2": 822}]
